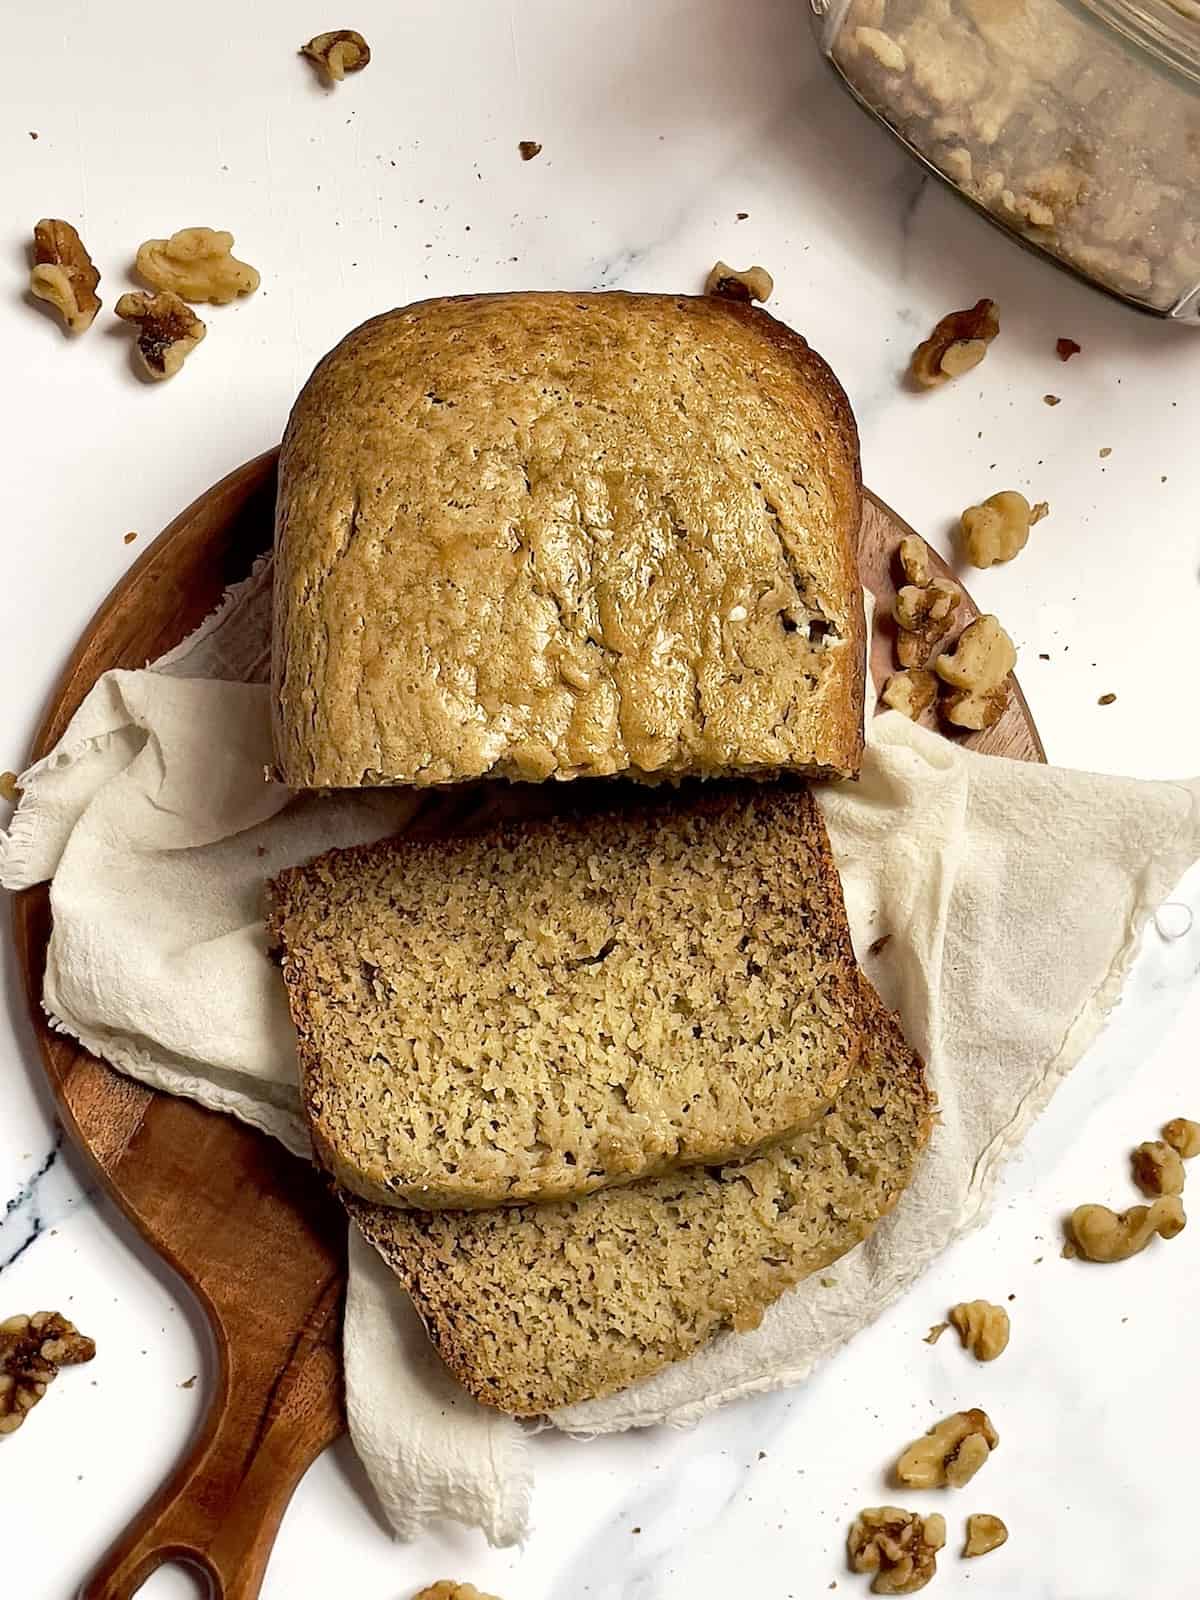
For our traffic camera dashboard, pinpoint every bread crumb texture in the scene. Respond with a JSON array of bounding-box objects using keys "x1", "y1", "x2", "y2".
[
  {"x1": 346, "y1": 981, "x2": 932, "y2": 1414},
  {"x1": 272, "y1": 291, "x2": 864, "y2": 788},
  {"x1": 270, "y1": 784, "x2": 867, "y2": 1208}
]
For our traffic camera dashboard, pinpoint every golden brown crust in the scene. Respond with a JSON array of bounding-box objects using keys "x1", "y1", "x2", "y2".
[{"x1": 272, "y1": 291, "x2": 864, "y2": 790}]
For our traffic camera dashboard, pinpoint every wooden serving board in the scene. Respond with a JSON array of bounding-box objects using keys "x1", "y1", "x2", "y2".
[{"x1": 10, "y1": 452, "x2": 1043, "y2": 1600}]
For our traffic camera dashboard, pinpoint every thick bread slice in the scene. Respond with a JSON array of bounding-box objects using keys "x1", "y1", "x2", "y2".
[
  {"x1": 267, "y1": 784, "x2": 864, "y2": 1209},
  {"x1": 347, "y1": 983, "x2": 933, "y2": 1416},
  {"x1": 273, "y1": 290, "x2": 865, "y2": 789}
]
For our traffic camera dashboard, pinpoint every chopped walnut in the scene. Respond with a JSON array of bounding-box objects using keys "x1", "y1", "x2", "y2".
[
  {"x1": 949, "y1": 1300, "x2": 1009, "y2": 1361},
  {"x1": 705, "y1": 261, "x2": 774, "y2": 303},
  {"x1": 894, "y1": 1409, "x2": 998, "y2": 1490},
  {"x1": 910, "y1": 300, "x2": 999, "y2": 389},
  {"x1": 848, "y1": 1506, "x2": 946, "y2": 1594},
  {"x1": 518, "y1": 140, "x2": 542, "y2": 161},
  {"x1": 0, "y1": 1311, "x2": 96, "y2": 1437},
  {"x1": 959, "y1": 490, "x2": 1045, "y2": 568},
  {"x1": 413, "y1": 1585, "x2": 501, "y2": 1600},
  {"x1": 855, "y1": 27, "x2": 907, "y2": 73},
  {"x1": 300, "y1": 29, "x2": 371, "y2": 83},
  {"x1": 882, "y1": 669, "x2": 937, "y2": 721},
  {"x1": 894, "y1": 578, "x2": 961, "y2": 668},
  {"x1": 897, "y1": 535, "x2": 932, "y2": 589},
  {"x1": 1069, "y1": 1196, "x2": 1186, "y2": 1263},
  {"x1": 1163, "y1": 1118, "x2": 1200, "y2": 1159},
  {"x1": 934, "y1": 615, "x2": 1016, "y2": 731},
  {"x1": 0, "y1": 772, "x2": 19, "y2": 805},
  {"x1": 963, "y1": 1514, "x2": 1008, "y2": 1558},
  {"x1": 115, "y1": 291, "x2": 206, "y2": 381},
  {"x1": 1131, "y1": 1140, "x2": 1185, "y2": 1198},
  {"x1": 135, "y1": 228, "x2": 259, "y2": 305},
  {"x1": 29, "y1": 219, "x2": 101, "y2": 334}
]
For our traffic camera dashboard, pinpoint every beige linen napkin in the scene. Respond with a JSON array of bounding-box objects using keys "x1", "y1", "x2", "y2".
[{"x1": 2, "y1": 560, "x2": 1198, "y2": 1543}]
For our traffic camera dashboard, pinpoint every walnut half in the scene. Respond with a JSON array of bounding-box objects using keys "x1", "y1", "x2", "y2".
[
  {"x1": 949, "y1": 1300, "x2": 1010, "y2": 1362},
  {"x1": 0, "y1": 1311, "x2": 96, "y2": 1438},
  {"x1": 895, "y1": 1408, "x2": 998, "y2": 1489},
  {"x1": 1069, "y1": 1196, "x2": 1186, "y2": 1262},
  {"x1": 301, "y1": 29, "x2": 371, "y2": 83},
  {"x1": 135, "y1": 228, "x2": 259, "y2": 305},
  {"x1": 894, "y1": 578, "x2": 961, "y2": 668},
  {"x1": 848, "y1": 1506, "x2": 946, "y2": 1594},
  {"x1": 29, "y1": 219, "x2": 102, "y2": 334},
  {"x1": 959, "y1": 491, "x2": 1047, "y2": 569},
  {"x1": 1131, "y1": 1140, "x2": 1185, "y2": 1198},
  {"x1": 1163, "y1": 1118, "x2": 1200, "y2": 1159},
  {"x1": 882, "y1": 669, "x2": 937, "y2": 721},
  {"x1": 115, "y1": 291, "x2": 207, "y2": 381},
  {"x1": 910, "y1": 299, "x2": 999, "y2": 389},
  {"x1": 413, "y1": 1585, "x2": 501, "y2": 1600},
  {"x1": 963, "y1": 1513, "x2": 1008, "y2": 1558},
  {"x1": 934, "y1": 614, "x2": 1016, "y2": 731},
  {"x1": 705, "y1": 261, "x2": 774, "y2": 303}
]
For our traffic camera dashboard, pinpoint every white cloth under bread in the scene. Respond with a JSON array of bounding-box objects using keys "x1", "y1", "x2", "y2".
[{"x1": 2, "y1": 559, "x2": 1198, "y2": 1541}]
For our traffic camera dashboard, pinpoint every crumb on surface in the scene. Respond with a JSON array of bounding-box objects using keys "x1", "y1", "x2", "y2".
[
  {"x1": 1043, "y1": 394, "x2": 1061, "y2": 406},
  {"x1": 123, "y1": 531, "x2": 137, "y2": 544},
  {"x1": 1056, "y1": 338, "x2": 1080, "y2": 360},
  {"x1": 518, "y1": 140, "x2": 542, "y2": 161},
  {"x1": 1098, "y1": 693, "x2": 1116, "y2": 705},
  {"x1": 1099, "y1": 447, "x2": 1112, "y2": 457}
]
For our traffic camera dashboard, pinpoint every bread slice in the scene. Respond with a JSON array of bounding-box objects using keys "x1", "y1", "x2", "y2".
[
  {"x1": 347, "y1": 983, "x2": 933, "y2": 1415},
  {"x1": 268, "y1": 783, "x2": 865, "y2": 1209},
  {"x1": 272, "y1": 290, "x2": 865, "y2": 789}
]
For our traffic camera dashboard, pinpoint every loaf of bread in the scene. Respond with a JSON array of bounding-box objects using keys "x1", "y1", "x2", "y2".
[
  {"x1": 267, "y1": 784, "x2": 865, "y2": 1209},
  {"x1": 347, "y1": 983, "x2": 933, "y2": 1415},
  {"x1": 272, "y1": 291, "x2": 865, "y2": 789}
]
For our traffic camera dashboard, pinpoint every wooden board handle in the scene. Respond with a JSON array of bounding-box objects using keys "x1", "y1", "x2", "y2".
[{"x1": 81, "y1": 1287, "x2": 344, "y2": 1600}]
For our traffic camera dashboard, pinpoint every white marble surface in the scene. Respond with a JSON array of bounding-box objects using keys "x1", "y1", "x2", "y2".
[{"x1": 2, "y1": 1, "x2": 1199, "y2": 1596}]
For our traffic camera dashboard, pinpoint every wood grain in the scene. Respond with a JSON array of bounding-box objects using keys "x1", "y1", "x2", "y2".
[{"x1": 9, "y1": 450, "x2": 1043, "y2": 1600}]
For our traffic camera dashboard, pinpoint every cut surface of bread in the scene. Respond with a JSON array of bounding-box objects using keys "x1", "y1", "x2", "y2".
[
  {"x1": 268, "y1": 783, "x2": 864, "y2": 1209},
  {"x1": 273, "y1": 290, "x2": 864, "y2": 789},
  {"x1": 347, "y1": 983, "x2": 933, "y2": 1415}
]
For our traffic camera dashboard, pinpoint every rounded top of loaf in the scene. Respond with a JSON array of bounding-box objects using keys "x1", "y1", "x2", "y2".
[{"x1": 272, "y1": 291, "x2": 864, "y2": 788}]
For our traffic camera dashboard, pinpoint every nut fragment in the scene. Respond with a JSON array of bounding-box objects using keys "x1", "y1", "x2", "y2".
[
  {"x1": 894, "y1": 578, "x2": 961, "y2": 668},
  {"x1": 0, "y1": 772, "x2": 19, "y2": 805},
  {"x1": 705, "y1": 260, "x2": 773, "y2": 303},
  {"x1": 1163, "y1": 1118, "x2": 1200, "y2": 1159},
  {"x1": 934, "y1": 615, "x2": 1016, "y2": 731},
  {"x1": 518, "y1": 140, "x2": 542, "y2": 161},
  {"x1": 897, "y1": 535, "x2": 932, "y2": 589},
  {"x1": 135, "y1": 228, "x2": 259, "y2": 305},
  {"x1": 115, "y1": 291, "x2": 206, "y2": 381},
  {"x1": 1056, "y1": 338, "x2": 1081, "y2": 361},
  {"x1": 882, "y1": 669, "x2": 937, "y2": 721},
  {"x1": 29, "y1": 219, "x2": 102, "y2": 334},
  {"x1": 301, "y1": 29, "x2": 371, "y2": 83},
  {"x1": 949, "y1": 1300, "x2": 1009, "y2": 1361},
  {"x1": 963, "y1": 1514, "x2": 1008, "y2": 1559},
  {"x1": 1131, "y1": 1140, "x2": 1185, "y2": 1198},
  {"x1": 0, "y1": 1311, "x2": 96, "y2": 1437},
  {"x1": 959, "y1": 490, "x2": 1045, "y2": 569},
  {"x1": 413, "y1": 1586, "x2": 501, "y2": 1600},
  {"x1": 894, "y1": 1409, "x2": 998, "y2": 1490},
  {"x1": 848, "y1": 1506, "x2": 946, "y2": 1594},
  {"x1": 910, "y1": 300, "x2": 999, "y2": 389},
  {"x1": 854, "y1": 27, "x2": 907, "y2": 73},
  {"x1": 1069, "y1": 1196, "x2": 1186, "y2": 1263}
]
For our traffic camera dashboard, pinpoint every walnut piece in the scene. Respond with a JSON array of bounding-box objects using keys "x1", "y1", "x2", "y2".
[
  {"x1": 301, "y1": 29, "x2": 371, "y2": 83},
  {"x1": 855, "y1": 27, "x2": 907, "y2": 73},
  {"x1": 894, "y1": 577, "x2": 961, "y2": 668},
  {"x1": 705, "y1": 260, "x2": 774, "y2": 303},
  {"x1": 897, "y1": 535, "x2": 932, "y2": 588},
  {"x1": 1131, "y1": 1140, "x2": 1185, "y2": 1198},
  {"x1": 115, "y1": 291, "x2": 206, "y2": 381},
  {"x1": 910, "y1": 300, "x2": 999, "y2": 389},
  {"x1": 1069, "y1": 1196, "x2": 1186, "y2": 1263},
  {"x1": 0, "y1": 1311, "x2": 96, "y2": 1437},
  {"x1": 949, "y1": 1300, "x2": 1010, "y2": 1361},
  {"x1": 882, "y1": 669, "x2": 937, "y2": 721},
  {"x1": 848, "y1": 1506, "x2": 946, "y2": 1594},
  {"x1": 0, "y1": 772, "x2": 19, "y2": 805},
  {"x1": 29, "y1": 219, "x2": 102, "y2": 334},
  {"x1": 1163, "y1": 1118, "x2": 1200, "y2": 1159},
  {"x1": 960, "y1": 490, "x2": 1045, "y2": 568},
  {"x1": 963, "y1": 1513, "x2": 1008, "y2": 1558},
  {"x1": 894, "y1": 1408, "x2": 998, "y2": 1490},
  {"x1": 135, "y1": 228, "x2": 259, "y2": 305},
  {"x1": 934, "y1": 614, "x2": 1016, "y2": 731},
  {"x1": 413, "y1": 1585, "x2": 501, "y2": 1600}
]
